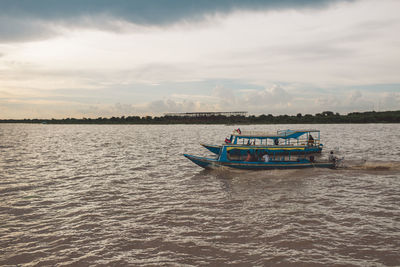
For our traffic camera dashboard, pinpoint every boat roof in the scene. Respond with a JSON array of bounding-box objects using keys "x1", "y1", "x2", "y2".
[{"x1": 232, "y1": 129, "x2": 320, "y2": 139}]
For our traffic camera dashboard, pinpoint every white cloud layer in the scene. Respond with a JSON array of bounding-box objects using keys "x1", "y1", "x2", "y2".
[{"x1": 0, "y1": 0, "x2": 399, "y2": 118}]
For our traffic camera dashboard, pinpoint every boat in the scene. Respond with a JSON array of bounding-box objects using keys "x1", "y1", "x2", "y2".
[
  {"x1": 184, "y1": 129, "x2": 336, "y2": 170},
  {"x1": 184, "y1": 145, "x2": 336, "y2": 170},
  {"x1": 201, "y1": 129, "x2": 323, "y2": 155}
]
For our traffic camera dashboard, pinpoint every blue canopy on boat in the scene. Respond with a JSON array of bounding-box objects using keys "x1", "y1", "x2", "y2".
[{"x1": 232, "y1": 129, "x2": 319, "y2": 140}]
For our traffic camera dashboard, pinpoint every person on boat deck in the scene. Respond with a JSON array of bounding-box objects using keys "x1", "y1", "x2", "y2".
[
  {"x1": 262, "y1": 153, "x2": 269, "y2": 162},
  {"x1": 308, "y1": 135, "x2": 314, "y2": 146},
  {"x1": 274, "y1": 139, "x2": 279, "y2": 145},
  {"x1": 245, "y1": 150, "x2": 253, "y2": 162},
  {"x1": 245, "y1": 151, "x2": 251, "y2": 161},
  {"x1": 257, "y1": 150, "x2": 263, "y2": 161},
  {"x1": 225, "y1": 137, "x2": 231, "y2": 144},
  {"x1": 329, "y1": 151, "x2": 337, "y2": 162}
]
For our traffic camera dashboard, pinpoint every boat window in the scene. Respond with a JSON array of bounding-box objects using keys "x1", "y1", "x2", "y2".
[{"x1": 227, "y1": 149, "x2": 242, "y2": 161}]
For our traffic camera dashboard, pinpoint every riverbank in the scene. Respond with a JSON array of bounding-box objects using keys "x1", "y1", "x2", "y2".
[{"x1": 1, "y1": 110, "x2": 399, "y2": 124}]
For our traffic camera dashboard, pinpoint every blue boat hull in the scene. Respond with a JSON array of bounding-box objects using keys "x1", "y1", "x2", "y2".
[{"x1": 183, "y1": 154, "x2": 335, "y2": 170}]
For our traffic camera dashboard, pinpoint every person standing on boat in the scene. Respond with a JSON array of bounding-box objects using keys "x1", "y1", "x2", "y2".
[
  {"x1": 329, "y1": 151, "x2": 337, "y2": 162},
  {"x1": 308, "y1": 135, "x2": 314, "y2": 146},
  {"x1": 246, "y1": 150, "x2": 253, "y2": 161},
  {"x1": 262, "y1": 153, "x2": 269, "y2": 162}
]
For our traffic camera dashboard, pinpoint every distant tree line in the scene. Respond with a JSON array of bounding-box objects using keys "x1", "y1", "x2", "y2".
[{"x1": 1, "y1": 110, "x2": 399, "y2": 124}]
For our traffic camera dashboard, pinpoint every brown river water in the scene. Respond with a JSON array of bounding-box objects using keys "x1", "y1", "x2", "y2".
[{"x1": 0, "y1": 124, "x2": 399, "y2": 266}]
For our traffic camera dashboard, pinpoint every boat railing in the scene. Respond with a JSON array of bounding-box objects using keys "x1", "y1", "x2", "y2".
[
  {"x1": 277, "y1": 129, "x2": 320, "y2": 136},
  {"x1": 233, "y1": 130, "x2": 276, "y2": 137},
  {"x1": 299, "y1": 140, "x2": 321, "y2": 146},
  {"x1": 228, "y1": 139, "x2": 321, "y2": 147}
]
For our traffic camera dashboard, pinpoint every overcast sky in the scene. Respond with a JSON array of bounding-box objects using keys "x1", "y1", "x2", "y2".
[{"x1": 0, "y1": 0, "x2": 399, "y2": 119}]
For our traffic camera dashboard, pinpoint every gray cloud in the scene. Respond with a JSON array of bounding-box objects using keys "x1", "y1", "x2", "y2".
[
  {"x1": 0, "y1": 0, "x2": 352, "y2": 42},
  {"x1": 145, "y1": 99, "x2": 198, "y2": 113},
  {"x1": 1, "y1": 0, "x2": 352, "y2": 23},
  {"x1": 135, "y1": 85, "x2": 295, "y2": 115},
  {"x1": 0, "y1": 16, "x2": 58, "y2": 43},
  {"x1": 1, "y1": 82, "x2": 398, "y2": 118},
  {"x1": 381, "y1": 92, "x2": 400, "y2": 110},
  {"x1": 349, "y1": 90, "x2": 362, "y2": 103},
  {"x1": 212, "y1": 86, "x2": 237, "y2": 106},
  {"x1": 242, "y1": 85, "x2": 292, "y2": 107}
]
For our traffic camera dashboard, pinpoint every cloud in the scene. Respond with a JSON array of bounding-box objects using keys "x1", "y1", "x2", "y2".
[
  {"x1": 242, "y1": 85, "x2": 292, "y2": 107},
  {"x1": 1, "y1": 82, "x2": 399, "y2": 119},
  {"x1": 1, "y1": 0, "x2": 350, "y2": 24},
  {"x1": 144, "y1": 98, "x2": 211, "y2": 114},
  {"x1": 349, "y1": 90, "x2": 362, "y2": 103},
  {"x1": 379, "y1": 92, "x2": 400, "y2": 111},
  {"x1": 212, "y1": 86, "x2": 237, "y2": 106},
  {"x1": 132, "y1": 85, "x2": 294, "y2": 115},
  {"x1": 0, "y1": 16, "x2": 58, "y2": 43},
  {"x1": 137, "y1": 84, "x2": 399, "y2": 116},
  {"x1": 0, "y1": 0, "x2": 351, "y2": 42},
  {"x1": 112, "y1": 102, "x2": 137, "y2": 115},
  {"x1": 1, "y1": 0, "x2": 399, "y2": 119},
  {"x1": 304, "y1": 89, "x2": 387, "y2": 114}
]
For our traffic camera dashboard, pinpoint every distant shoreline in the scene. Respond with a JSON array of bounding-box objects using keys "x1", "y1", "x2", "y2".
[{"x1": 1, "y1": 110, "x2": 399, "y2": 124}]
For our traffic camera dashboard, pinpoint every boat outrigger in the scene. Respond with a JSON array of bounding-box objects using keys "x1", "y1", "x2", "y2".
[{"x1": 185, "y1": 129, "x2": 337, "y2": 170}]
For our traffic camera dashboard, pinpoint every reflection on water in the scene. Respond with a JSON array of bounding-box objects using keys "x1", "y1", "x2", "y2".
[{"x1": 0, "y1": 124, "x2": 399, "y2": 266}]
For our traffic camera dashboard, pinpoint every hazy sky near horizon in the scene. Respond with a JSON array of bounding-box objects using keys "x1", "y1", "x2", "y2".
[{"x1": 0, "y1": 0, "x2": 399, "y2": 119}]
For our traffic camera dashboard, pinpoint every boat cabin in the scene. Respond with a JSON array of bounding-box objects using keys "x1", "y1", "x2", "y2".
[
  {"x1": 226, "y1": 129, "x2": 321, "y2": 147},
  {"x1": 220, "y1": 145, "x2": 316, "y2": 163}
]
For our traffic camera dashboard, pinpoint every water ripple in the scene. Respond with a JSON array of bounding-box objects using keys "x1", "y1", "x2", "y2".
[{"x1": 0, "y1": 124, "x2": 399, "y2": 266}]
